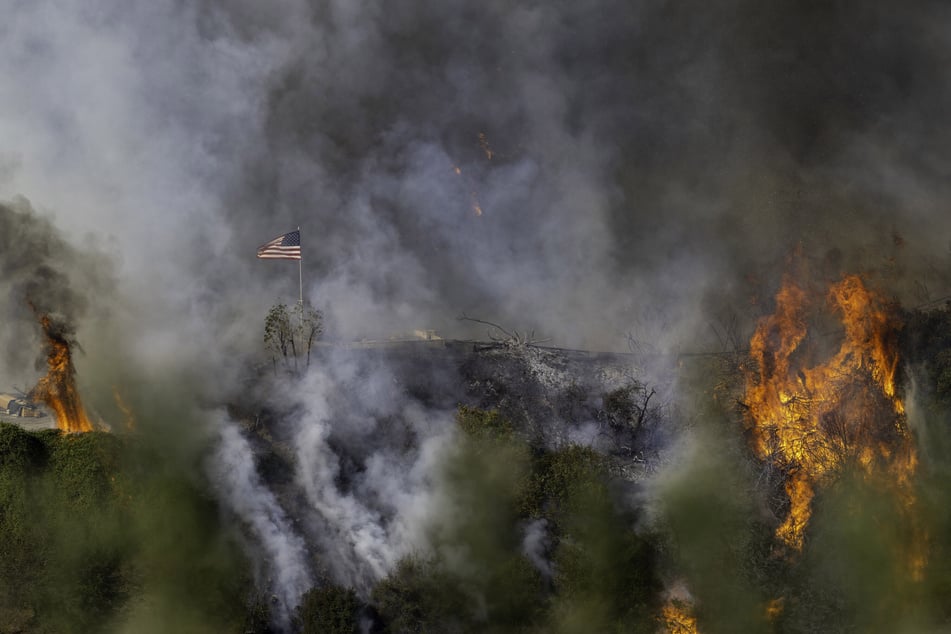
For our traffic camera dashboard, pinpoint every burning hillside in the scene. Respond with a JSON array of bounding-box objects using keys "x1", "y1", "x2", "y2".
[{"x1": 742, "y1": 273, "x2": 920, "y2": 564}]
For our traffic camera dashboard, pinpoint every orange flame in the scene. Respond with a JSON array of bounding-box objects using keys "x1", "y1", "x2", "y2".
[
  {"x1": 113, "y1": 386, "x2": 136, "y2": 433},
  {"x1": 30, "y1": 313, "x2": 94, "y2": 433},
  {"x1": 661, "y1": 600, "x2": 698, "y2": 634},
  {"x1": 765, "y1": 597, "x2": 785, "y2": 620},
  {"x1": 743, "y1": 274, "x2": 917, "y2": 552}
]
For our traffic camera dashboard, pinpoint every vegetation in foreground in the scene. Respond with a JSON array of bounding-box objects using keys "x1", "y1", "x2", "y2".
[
  {"x1": 5, "y1": 306, "x2": 951, "y2": 632},
  {"x1": 0, "y1": 424, "x2": 255, "y2": 633}
]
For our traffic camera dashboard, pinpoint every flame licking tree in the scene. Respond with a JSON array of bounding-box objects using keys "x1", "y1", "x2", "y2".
[
  {"x1": 742, "y1": 274, "x2": 919, "y2": 559},
  {"x1": 30, "y1": 312, "x2": 94, "y2": 433}
]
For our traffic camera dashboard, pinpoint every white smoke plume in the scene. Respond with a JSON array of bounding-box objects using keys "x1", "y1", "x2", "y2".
[
  {"x1": 208, "y1": 411, "x2": 313, "y2": 626},
  {"x1": 521, "y1": 519, "x2": 553, "y2": 578},
  {"x1": 277, "y1": 353, "x2": 457, "y2": 593}
]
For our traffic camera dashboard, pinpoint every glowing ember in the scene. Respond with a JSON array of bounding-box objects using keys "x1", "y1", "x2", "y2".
[
  {"x1": 450, "y1": 163, "x2": 485, "y2": 216},
  {"x1": 30, "y1": 312, "x2": 94, "y2": 433},
  {"x1": 478, "y1": 131, "x2": 494, "y2": 160},
  {"x1": 743, "y1": 274, "x2": 917, "y2": 551}
]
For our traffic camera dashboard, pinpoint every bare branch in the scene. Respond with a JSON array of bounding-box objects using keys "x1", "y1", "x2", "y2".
[
  {"x1": 458, "y1": 314, "x2": 549, "y2": 347},
  {"x1": 458, "y1": 313, "x2": 516, "y2": 340},
  {"x1": 636, "y1": 388, "x2": 656, "y2": 428}
]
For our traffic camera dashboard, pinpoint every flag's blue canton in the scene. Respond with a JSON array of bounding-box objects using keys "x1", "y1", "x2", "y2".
[{"x1": 281, "y1": 231, "x2": 300, "y2": 247}]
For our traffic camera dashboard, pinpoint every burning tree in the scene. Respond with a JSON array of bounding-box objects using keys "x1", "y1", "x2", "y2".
[
  {"x1": 741, "y1": 274, "x2": 919, "y2": 563},
  {"x1": 29, "y1": 309, "x2": 94, "y2": 433}
]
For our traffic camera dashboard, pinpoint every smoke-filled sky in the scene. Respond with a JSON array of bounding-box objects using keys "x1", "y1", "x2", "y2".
[{"x1": 4, "y1": 0, "x2": 951, "y2": 363}]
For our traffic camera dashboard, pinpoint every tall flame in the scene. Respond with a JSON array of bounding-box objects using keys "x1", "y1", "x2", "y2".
[
  {"x1": 30, "y1": 313, "x2": 94, "y2": 433},
  {"x1": 743, "y1": 274, "x2": 917, "y2": 553}
]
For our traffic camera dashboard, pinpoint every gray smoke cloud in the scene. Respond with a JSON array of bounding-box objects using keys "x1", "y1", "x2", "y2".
[
  {"x1": 4, "y1": 1, "x2": 951, "y2": 357},
  {"x1": 221, "y1": 0, "x2": 951, "y2": 350}
]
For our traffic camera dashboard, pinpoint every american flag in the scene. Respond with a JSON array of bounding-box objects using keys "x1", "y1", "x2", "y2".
[{"x1": 256, "y1": 230, "x2": 302, "y2": 260}]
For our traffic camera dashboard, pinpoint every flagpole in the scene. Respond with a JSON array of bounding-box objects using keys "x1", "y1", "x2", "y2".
[
  {"x1": 298, "y1": 226, "x2": 304, "y2": 340},
  {"x1": 298, "y1": 226, "x2": 303, "y2": 309}
]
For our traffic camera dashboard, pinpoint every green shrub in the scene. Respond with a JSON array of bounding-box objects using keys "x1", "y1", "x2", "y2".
[
  {"x1": 372, "y1": 557, "x2": 468, "y2": 633},
  {"x1": 371, "y1": 408, "x2": 661, "y2": 633},
  {"x1": 296, "y1": 584, "x2": 360, "y2": 634},
  {"x1": 0, "y1": 425, "x2": 258, "y2": 633},
  {"x1": 0, "y1": 422, "x2": 47, "y2": 472}
]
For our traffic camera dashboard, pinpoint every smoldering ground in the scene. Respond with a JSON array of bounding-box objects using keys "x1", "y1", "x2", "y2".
[{"x1": 5, "y1": 0, "x2": 951, "y2": 632}]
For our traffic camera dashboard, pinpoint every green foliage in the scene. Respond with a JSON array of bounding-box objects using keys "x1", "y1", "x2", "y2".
[
  {"x1": 901, "y1": 306, "x2": 951, "y2": 401},
  {"x1": 372, "y1": 408, "x2": 661, "y2": 633},
  {"x1": 0, "y1": 426, "x2": 48, "y2": 631},
  {"x1": 374, "y1": 555, "x2": 543, "y2": 634},
  {"x1": 372, "y1": 557, "x2": 469, "y2": 633},
  {"x1": 242, "y1": 593, "x2": 275, "y2": 634},
  {"x1": 775, "y1": 468, "x2": 926, "y2": 634},
  {"x1": 891, "y1": 306, "x2": 951, "y2": 630},
  {"x1": 657, "y1": 398, "x2": 774, "y2": 634},
  {"x1": 456, "y1": 406, "x2": 515, "y2": 442},
  {"x1": 886, "y1": 331, "x2": 951, "y2": 631},
  {"x1": 0, "y1": 423, "x2": 259, "y2": 633},
  {"x1": 936, "y1": 353, "x2": 951, "y2": 399},
  {"x1": 296, "y1": 584, "x2": 360, "y2": 634},
  {"x1": 521, "y1": 446, "x2": 606, "y2": 524},
  {"x1": 372, "y1": 408, "x2": 545, "y2": 633},
  {"x1": 540, "y1": 446, "x2": 659, "y2": 633},
  {"x1": 0, "y1": 426, "x2": 133, "y2": 632},
  {"x1": 264, "y1": 301, "x2": 324, "y2": 373},
  {"x1": 0, "y1": 423, "x2": 45, "y2": 472},
  {"x1": 440, "y1": 408, "x2": 543, "y2": 630}
]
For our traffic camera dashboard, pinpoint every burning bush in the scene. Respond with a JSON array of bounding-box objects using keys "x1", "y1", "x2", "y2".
[
  {"x1": 742, "y1": 274, "x2": 916, "y2": 554},
  {"x1": 29, "y1": 311, "x2": 94, "y2": 433}
]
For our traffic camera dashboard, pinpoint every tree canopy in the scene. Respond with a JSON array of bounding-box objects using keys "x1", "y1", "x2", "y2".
[{"x1": 264, "y1": 301, "x2": 324, "y2": 373}]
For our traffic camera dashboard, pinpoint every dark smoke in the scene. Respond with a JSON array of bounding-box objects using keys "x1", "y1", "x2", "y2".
[
  {"x1": 0, "y1": 199, "x2": 112, "y2": 388},
  {"x1": 217, "y1": 0, "x2": 951, "y2": 350}
]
